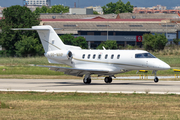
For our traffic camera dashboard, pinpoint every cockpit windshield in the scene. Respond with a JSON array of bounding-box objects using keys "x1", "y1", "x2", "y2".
[{"x1": 135, "y1": 53, "x2": 156, "y2": 58}]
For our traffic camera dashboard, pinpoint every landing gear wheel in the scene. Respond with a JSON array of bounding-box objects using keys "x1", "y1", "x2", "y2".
[
  {"x1": 83, "y1": 78, "x2": 91, "y2": 84},
  {"x1": 109, "y1": 77, "x2": 112, "y2": 83},
  {"x1": 154, "y1": 77, "x2": 159, "y2": 83},
  {"x1": 104, "y1": 77, "x2": 109, "y2": 83},
  {"x1": 104, "y1": 77, "x2": 112, "y2": 84}
]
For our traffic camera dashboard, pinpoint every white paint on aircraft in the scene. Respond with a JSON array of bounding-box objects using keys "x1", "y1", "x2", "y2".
[{"x1": 12, "y1": 25, "x2": 170, "y2": 84}]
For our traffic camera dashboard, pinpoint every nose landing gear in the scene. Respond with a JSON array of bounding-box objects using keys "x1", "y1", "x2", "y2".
[
  {"x1": 154, "y1": 77, "x2": 159, "y2": 83},
  {"x1": 153, "y1": 70, "x2": 159, "y2": 83}
]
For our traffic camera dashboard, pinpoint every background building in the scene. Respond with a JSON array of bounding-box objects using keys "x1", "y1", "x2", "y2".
[
  {"x1": 86, "y1": 6, "x2": 103, "y2": 15},
  {"x1": 23, "y1": 0, "x2": 51, "y2": 11},
  {"x1": 69, "y1": 8, "x2": 93, "y2": 15},
  {"x1": 152, "y1": 5, "x2": 167, "y2": 10},
  {"x1": 40, "y1": 13, "x2": 180, "y2": 49},
  {"x1": 174, "y1": 6, "x2": 180, "y2": 10},
  {"x1": 0, "y1": 6, "x2": 6, "y2": 14},
  {"x1": 23, "y1": 0, "x2": 51, "y2": 6},
  {"x1": 133, "y1": 5, "x2": 180, "y2": 14},
  {"x1": 1, "y1": 9, "x2": 180, "y2": 49}
]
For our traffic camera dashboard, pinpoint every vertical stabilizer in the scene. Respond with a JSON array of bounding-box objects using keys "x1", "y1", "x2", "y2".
[{"x1": 32, "y1": 25, "x2": 65, "y2": 52}]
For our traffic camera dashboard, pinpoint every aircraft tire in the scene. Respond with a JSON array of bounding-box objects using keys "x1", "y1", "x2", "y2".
[
  {"x1": 104, "y1": 77, "x2": 112, "y2": 83},
  {"x1": 109, "y1": 77, "x2": 112, "y2": 83},
  {"x1": 83, "y1": 78, "x2": 91, "y2": 84},
  {"x1": 154, "y1": 77, "x2": 159, "y2": 83}
]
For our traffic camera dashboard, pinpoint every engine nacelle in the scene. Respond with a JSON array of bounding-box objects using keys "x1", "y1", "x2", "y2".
[{"x1": 45, "y1": 50, "x2": 73, "y2": 61}]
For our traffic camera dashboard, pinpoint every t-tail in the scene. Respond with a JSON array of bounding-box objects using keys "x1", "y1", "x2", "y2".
[
  {"x1": 33, "y1": 25, "x2": 65, "y2": 52},
  {"x1": 12, "y1": 25, "x2": 81, "y2": 64},
  {"x1": 12, "y1": 25, "x2": 81, "y2": 52}
]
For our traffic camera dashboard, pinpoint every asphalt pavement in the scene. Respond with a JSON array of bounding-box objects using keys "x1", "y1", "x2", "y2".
[{"x1": 0, "y1": 79, "x2": 180, "y2": 94}]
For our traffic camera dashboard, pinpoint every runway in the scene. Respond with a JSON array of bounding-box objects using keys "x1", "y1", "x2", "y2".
[{"x1": 0, "y1": 79, "x2": 180, "y2": 94}]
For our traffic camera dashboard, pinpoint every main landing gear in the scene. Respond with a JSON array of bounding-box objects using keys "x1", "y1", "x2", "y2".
[
  {"x1": 83, "y1": 74, "x2": 113, "y2": 84},
  {"x1": 104, "y1": 77, "x2": 112, "y2": 83},
  {"x1": 153, "y1": 70, "x2": 159, "y2": 83},
  {"x1": 83, "y1": 74, "x2": 91, "y2": 84},
  {"x1": 83, "y1": 77, "x2": 91, "y2": 84}
]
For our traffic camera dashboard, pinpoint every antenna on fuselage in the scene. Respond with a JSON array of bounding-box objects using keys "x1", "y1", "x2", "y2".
[{"x1": 102, "y1": 46, "x2": 106, "y2": 50}]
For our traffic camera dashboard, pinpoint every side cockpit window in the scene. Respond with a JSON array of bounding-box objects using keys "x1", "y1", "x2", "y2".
[
  {"x1": 135, "y1": 54, "x2": 143, "y2": 58},
  {"x1": 135, "y1": 53, "x2": 156, "y2": 58}
]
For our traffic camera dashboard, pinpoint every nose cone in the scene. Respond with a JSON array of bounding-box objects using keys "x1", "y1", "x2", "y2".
[
  {"x1": 164, "y1": 63, "x2": 171, "y2": 70},
  {"x1": 148, "y1": 59, "x2": 170, "y2": 70},
  {"x1": 160, "y1": 62, "x2": 171, "y2": 70}
]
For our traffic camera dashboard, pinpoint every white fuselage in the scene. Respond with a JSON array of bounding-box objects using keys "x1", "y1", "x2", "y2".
[
  {"x1": 45, "y1": 50, "x2": 170, "y2": 75},
  {"x1": 13, "y1": 25, "x2": 171, "y2": 82}
]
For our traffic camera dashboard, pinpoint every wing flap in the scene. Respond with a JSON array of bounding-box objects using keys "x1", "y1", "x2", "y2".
[{"x1": 38, "y1": 65, "x2": 110, "y2": 77}]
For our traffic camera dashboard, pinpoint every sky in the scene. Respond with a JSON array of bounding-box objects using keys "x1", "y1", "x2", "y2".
[{"x1": 0, "y1": 0, "x2": 179, "y2": 9}]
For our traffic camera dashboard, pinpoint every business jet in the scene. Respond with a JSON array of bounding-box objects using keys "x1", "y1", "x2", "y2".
[{"x1": 12, "y1": 25, "x2": 170, "y2": 84}]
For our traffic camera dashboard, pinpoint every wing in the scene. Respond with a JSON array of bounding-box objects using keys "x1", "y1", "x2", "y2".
[{"x1": 37, "y1": 65, "x2": 110, "y2": 77}]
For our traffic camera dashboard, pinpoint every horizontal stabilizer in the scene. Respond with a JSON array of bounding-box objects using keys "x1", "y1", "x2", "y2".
[
  {"x1": 11, "y1": 28, "x2": 62, "y2": 31},
  {"x1": 11, "y1": 28, "x2": 50, "y2": 31}
]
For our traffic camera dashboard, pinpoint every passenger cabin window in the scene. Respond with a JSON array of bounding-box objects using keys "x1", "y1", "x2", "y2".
[
  {"x1": 98, "y1": 54, "x2": 101, "y2": 59},
  {"x1": 88, "y1": 54, "x2": 90, "y2": 59},
  {"x1": 111, "y1": 54, "x2": 114, "y2": 59},
  {"x1": 82, "y1": 54, "x2": 85, "y2": 59},
  {"x1": 93, "y1": 54, "x2": 96, "y2": 59},
  {"x1": 105, "y1": 54, "x2": 108, "y2": 59},
  {"x1": 117, "y1": 54, "x2": 120, "y2": 59},
  {"x1": 135, "y1": 53, "x2": 156, "y2": 58}
]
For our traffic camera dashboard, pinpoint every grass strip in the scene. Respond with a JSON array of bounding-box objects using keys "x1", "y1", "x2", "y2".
[
  {"x1": 0, "y1": 92, "x2": 180, "y2": 119},
  {"x1": 0, "y1": 66, "x2": 177, "y2": 76}
]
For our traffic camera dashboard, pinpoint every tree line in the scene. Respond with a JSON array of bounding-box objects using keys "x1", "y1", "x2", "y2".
[
  {"x1": 34, "y1": 5, "x2": 69, "y2": 14},
  {"x1": 34, "y1": 0, "x2": 134, "y2": 14},
  {"x1": 0, "y1": 5, "x2": 42, "y2": 56},
  {"x1": 102, "y1": 0, "x2": 133, "y2": 14}
]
